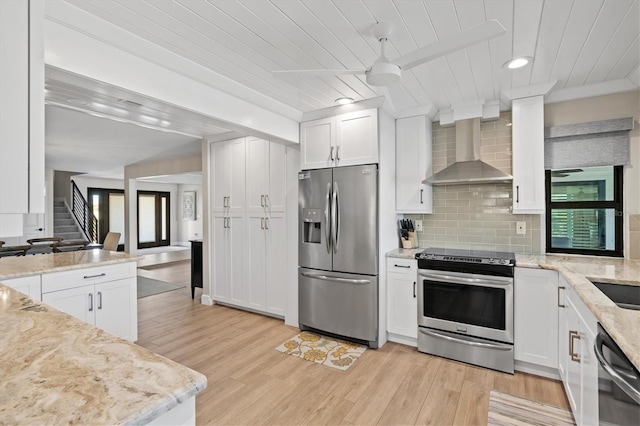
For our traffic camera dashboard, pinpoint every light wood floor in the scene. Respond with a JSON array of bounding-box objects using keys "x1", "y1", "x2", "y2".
[{"x1": 136, "y1": 258, "x2": 570, "y2": 425}]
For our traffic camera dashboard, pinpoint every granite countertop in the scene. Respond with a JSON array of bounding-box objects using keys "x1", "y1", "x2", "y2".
[
  {"x1": 386, "y1": 248, "x2": 423, "y2": 259},
  {"x1": 0, "y1": 250, "x2": 141, "y2": 280},
  {"x1": 516, "y1": 254, "x2": 640, "y2": 370},
  {"x1": 0, "y1": 284, "x2": 207, "y2": 424}
]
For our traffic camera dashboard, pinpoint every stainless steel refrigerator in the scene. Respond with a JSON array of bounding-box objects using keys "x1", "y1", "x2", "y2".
[{"x1": 298, "y1": 164, "x2": 378, "y2": 348}]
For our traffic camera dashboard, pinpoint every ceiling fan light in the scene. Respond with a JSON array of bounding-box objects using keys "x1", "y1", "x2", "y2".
[
  {"x1": 504, "y1": 57, "x2": 532, "y2": 69},
  {"x1": 366, "y1": 62, "x2": 401, "y2": 86},
  {"x1": 335, "y1": 97, "x2": 354, "y2": 105}
]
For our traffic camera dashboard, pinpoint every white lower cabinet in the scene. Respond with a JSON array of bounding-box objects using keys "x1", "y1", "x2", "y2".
[
  {"x1": 558, "y1": 275, "x2": 598, "y2": 426},
  {"x1": 40, "y1": 263, "x2": 137, "y2": 342},
  {"x1": 212, "y1": 213, "x2": 245, "y2": 305},
  {"x1": 2, "y1": 274, "x2": 41, "y2": 301},
  {"x1": 514, "y1": 268, "x2": 559, "y2": 370},
  {"x1": 386, "y1": 258, "x2": 417, "y2": 344}
]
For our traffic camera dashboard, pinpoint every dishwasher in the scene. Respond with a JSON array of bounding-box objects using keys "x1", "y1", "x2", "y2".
[{"x1": 593, "y1": 324, "x2": 640, "y2": 425}]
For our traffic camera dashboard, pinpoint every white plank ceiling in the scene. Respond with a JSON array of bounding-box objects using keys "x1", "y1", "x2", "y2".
[{"x1": 64, "y1": 0, "x2": 640, "y2": 114}]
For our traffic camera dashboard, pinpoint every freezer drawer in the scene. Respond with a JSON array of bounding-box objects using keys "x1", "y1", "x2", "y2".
[{"x1": 298, "y1": 267, "x2": 378, "y2": 348}]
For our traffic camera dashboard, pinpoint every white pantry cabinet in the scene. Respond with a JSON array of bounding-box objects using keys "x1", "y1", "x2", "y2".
[
  {"x1": 300, "y1": 108, "x2": 378, "y2": 170},
  {"x1": 40, "y1": 262, "x2": 137, "y2": 342},
  {"x1": 210, "y1": 137, "x2": 287, "y2": 317},
  {"x1": 558, "y1": 275, "x2": 598, "y2": 426},
  {"x1": 514, "y1": 267, "x2": 559, "y2": 370},
  {"x1": 211, "y1": 138, "x2": 246, "y2": 213},
  {"x1": 246, "y1": 138, "x2": 286, "y2": 213},
  {"x1": 2, "y1": 275, "x2": 41, "y2": 301},
  {"x1": 512, "y1": 96, "x2": 545, "y2": 214},
  {"x1": 386, "y1": 258, "x2": 418, "y2": 345},
  {"x1": 396, "y1": 115, "x2": 433, "y2": 213},
  {"x1": 0, "y1": 0, "x2": 44, "y2": 222}
]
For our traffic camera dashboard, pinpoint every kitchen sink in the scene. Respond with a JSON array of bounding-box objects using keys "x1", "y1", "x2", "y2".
[{"x1": 591, "y1": 281, "x2": 640, "y2": 311}]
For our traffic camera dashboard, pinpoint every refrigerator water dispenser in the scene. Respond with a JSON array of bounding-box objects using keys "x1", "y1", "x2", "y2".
[{"x1": 302, "y1": 209, "x2": 322, "y2": 244}]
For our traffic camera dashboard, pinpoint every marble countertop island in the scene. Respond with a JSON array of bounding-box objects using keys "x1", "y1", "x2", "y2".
[
  {"x1": 0, "y1": 249, "x2": 141, "y2": 280},
  {"x1": 0, "y1": 283, "x2": 207, "y2": 424}
]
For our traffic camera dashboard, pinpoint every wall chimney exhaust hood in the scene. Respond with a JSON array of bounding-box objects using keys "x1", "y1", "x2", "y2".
[{"x1": 423, "y1": 118, "x2": 513, "y2": 185}]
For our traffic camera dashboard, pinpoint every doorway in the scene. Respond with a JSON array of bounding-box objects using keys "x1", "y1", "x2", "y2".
[
  {"x1": 88, "y1": 188, "x2": 170, "y2": 250},
  {"x1": 137, "y1": 191, "x2": 170, "y2": 249},
  {"x1": 88, "y1": 188, "x2": 125, "y2": 250}
]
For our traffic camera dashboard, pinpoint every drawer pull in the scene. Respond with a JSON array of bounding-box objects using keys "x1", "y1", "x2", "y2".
[
  {"x1": 558, "y1": 286, "x2": 565, "y2": 308},
  {"x1": 413, "y1": 281, "x2": 416, "y2": 298},
  {"x1": 394, "y1": 264, "x2": 411, "y2": 269},
  {"x1": 88, "y1": 293, "x2": 93, "y2": 312},
  {"x1": 84, "y1": 273, "x2": 106, "y2": 279}
]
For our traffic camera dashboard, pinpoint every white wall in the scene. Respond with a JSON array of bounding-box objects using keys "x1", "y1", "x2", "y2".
[
  {"x1": 70, "y1": 175, "x2": 179, "y2": 244},
  {"x1": 176, "y1": 184, "x2": 203, "y2": 245}
]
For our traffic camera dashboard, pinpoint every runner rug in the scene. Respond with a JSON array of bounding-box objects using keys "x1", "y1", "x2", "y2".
[
  {"x1": 487, "y1": 390, "x2": 575, "y2": 426},
  {"x1": 137, "y1": 276, "x2": 184, "y2": 299},
  {"x1": 275, "y1": 331, "x2": 367, "y2": 371}
]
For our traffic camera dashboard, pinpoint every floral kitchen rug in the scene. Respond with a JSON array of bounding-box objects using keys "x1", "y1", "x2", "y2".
[{"x1": 275, "y1": 331, "x2": 367, "y2": 371}]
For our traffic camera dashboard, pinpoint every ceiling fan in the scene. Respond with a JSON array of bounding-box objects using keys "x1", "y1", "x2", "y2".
[{"x1": 273, "y1": 20, "x2": 506, "y2": 87}]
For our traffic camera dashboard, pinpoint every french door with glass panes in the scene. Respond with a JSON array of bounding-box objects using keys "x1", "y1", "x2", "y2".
[
  {"x1": 137, "y1": 191, "x2": 170, "y2": 249},
  {"x1": 89, "y1": 188, "x2": 125, "y2": 250}
]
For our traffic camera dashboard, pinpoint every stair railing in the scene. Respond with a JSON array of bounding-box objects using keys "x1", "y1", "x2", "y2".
[{"x1": 71, "y1": 180, "x2": 99, "y2": 243}]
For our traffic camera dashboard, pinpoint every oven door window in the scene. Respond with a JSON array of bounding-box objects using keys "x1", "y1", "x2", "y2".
[{"x1": 423, "y1": 280, "x2": 506, "y2": 330}]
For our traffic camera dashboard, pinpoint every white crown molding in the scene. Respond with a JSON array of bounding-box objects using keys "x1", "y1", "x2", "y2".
[
  {"x1": 502, "y1": 81, "x2": 557, "y2": 101},
  {"x1": 438, "y1": 100, "x2": 500, "y2": 125},
  {"x1": 545, "y1": 79, "x2": 638, "y2": 104},
  {"x1": 301, "y1": 97, "x2": 385, "y2": 122}
]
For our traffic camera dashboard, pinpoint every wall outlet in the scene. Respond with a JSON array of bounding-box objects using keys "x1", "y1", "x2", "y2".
[
  {"x1": 516, "y1": 221, "x2": 526, "y2": 235},
  {"x1": 415, "y1": 220, "x2": 423, "y2": 231}
]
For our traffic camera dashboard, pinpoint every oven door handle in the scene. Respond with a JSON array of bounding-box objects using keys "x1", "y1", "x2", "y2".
[
  {"x1": 418, "y1": 271, "x2": 512, "y2": 286},
  {"x1": 419, "y1": 328, "x2": 512, "y2": 351},
  {"x1": 594, "y1": 332, "x2": 640, "y2": 404}
]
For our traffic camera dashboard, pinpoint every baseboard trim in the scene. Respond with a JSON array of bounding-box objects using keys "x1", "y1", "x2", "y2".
[
  {"x1": 200, "y1": 294, "x2": 213, "y2": 306},
  {"x1": 387, "y1": 333, "x2": 417, "y2": 348},
  {"x1": 515, "y1": 360, "x2": 560, "y2": 380}
]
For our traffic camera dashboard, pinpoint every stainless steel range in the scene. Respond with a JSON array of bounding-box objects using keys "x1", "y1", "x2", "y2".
[{"x1": 415, "y1": 248, "x2": 516, "y2": 374}]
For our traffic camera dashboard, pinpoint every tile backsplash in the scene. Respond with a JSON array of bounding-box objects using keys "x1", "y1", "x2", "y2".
[{"x1": 406, "y1": 112, "x2": 542, "y2": 254}]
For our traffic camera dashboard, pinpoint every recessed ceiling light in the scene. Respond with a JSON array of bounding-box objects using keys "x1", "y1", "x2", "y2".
[
  {"x1": 335, "y1": 97, "x2": 354, "y2": 105},
  {"x1": 504, "y1": 57, "x2": 532, "y2": 69}
]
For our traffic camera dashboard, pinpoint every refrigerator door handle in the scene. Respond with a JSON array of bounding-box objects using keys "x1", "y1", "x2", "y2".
[
  {"x1": 301, "y1": 271, "x2": 370, "y2": 285},
  {"x1": 332, "y1": 182, "x2": 339, "y2": 253},
  {"x1": 325, "y1": 182, "x2": 332, "y2": 253}
]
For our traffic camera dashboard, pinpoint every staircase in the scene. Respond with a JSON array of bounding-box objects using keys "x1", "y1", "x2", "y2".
[{"x1": 54, "y1": 198, "x2": 86, "y2": 241}]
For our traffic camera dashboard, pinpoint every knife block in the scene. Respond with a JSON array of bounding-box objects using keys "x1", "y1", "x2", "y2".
[{"x1": 401, "y1": 232, "x2": 417, "y2": 249}]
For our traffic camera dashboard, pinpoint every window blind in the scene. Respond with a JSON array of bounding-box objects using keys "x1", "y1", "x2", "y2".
[{"x1": 544, "y1": 117, "x2": 633, "y2": 170}]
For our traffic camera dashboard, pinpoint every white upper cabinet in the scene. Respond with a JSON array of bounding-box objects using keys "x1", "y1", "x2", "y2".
[
  {"x1": 300, "y1": 108, "x2": 378, "y2": 170},
  {"x1": 512, "y1": 96, "x2": 545, "y2": 214},
  {"x1": 246, "y1": 138, "x2": 286, "y2": 213},
  {"x1": 212, "y1": 138, "x2": 246, "y2": 213},
  {"x1": 396, "y1": 115, "x2": 433, "y2": 213},
  {"x1": 0, "y1": 0, "x2": 44, "y2": 221}
]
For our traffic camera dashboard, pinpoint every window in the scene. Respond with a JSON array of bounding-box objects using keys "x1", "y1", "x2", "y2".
[{"x1": 545, "y1": 166, "x2": 623, "y2": 257}]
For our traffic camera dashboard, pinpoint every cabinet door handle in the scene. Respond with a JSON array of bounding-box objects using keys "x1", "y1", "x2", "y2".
[
  {"x1": 265, "y1": 218, "x2": 269, "y2": 229},
  {"x1": 394, "y1": 264, "x2": 411, "y2": 268},
  {"x1": 261, "y1": 195, "x2": 265, "y2": 207},
  {"x1": 420, "y1": 188, "x2": 424, "y2": 204},
  {"x1": 569, "y1": 330, "x2": 581, "y2": 362},
  {"x1": 413, "y1": 281, "x2": 416, "y2": 298},
  {"x1": 88, "y1": 293, "x2": 93, "y2": 312},
  {"x1": 84, "y1": 273, "x2": 106, "y2": 279},
  {"x1": 558, "y1": 286, "x2": 565, "y2": 308},
  {"x1": 264, "y1": 194, "x2": 269, "y2": 207},
  {"x1": 336, "y1": 145, "x2": 340, "y2": 161},
  {"x1": 261, "y1": 218, "x2": 264, "y2": 229},
  {"x1": 97, "y1": 291, "x2": 102, "y2": 310},
  {"x1": 330, "y1": 146, "x2": 334, "y2": 161},
  {"x1": 516, "y1": 186, "x2": 520, "y2": 203},
  {"x1": 227, "y1": 217, "x2": 231, "y2": 229}
]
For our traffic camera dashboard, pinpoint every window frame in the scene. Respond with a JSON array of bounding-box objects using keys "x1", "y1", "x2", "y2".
[{"x1": 545, "y1": 166, "x2": 624, "y2": 257}]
